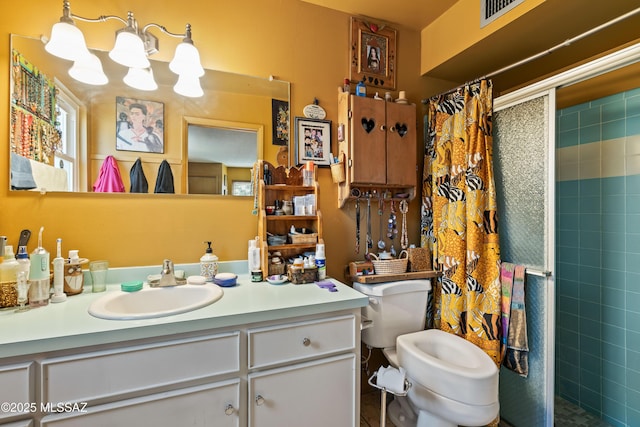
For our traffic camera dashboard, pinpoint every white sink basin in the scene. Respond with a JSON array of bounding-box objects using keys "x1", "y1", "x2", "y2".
[{"x1": 88, "y1": 284, "x2": 224, "y2": 320}]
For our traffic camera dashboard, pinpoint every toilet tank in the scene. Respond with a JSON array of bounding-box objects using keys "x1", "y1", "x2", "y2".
[{"x1": 354, "y1": 280, "x2": 431, "y2": 349}]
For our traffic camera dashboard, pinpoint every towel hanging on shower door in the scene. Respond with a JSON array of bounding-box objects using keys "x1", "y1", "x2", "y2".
[{"x1": 503, "y1": 263, "x2": 529, "y2": 377}]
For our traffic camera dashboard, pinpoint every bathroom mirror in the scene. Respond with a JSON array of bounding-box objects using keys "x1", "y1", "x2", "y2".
[{"x1": 9, "y1": 34, "x2": 289, "y2": 195}]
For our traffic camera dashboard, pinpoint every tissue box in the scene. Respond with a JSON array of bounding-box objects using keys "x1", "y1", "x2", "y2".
[{"x1": 349, "y1": 261, "x2": 374, "y2": 276}]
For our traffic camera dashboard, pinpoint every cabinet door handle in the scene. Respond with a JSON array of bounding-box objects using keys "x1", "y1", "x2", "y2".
[
  {"x1": 225, "y1": 404, "x2": 235, "y2": 415},
  {"x1": 256, "y1": 395, "x2": 265, "y2": 406},
  {"x1": 302, "y1": 337, "x2": 311, "y2": 346}
]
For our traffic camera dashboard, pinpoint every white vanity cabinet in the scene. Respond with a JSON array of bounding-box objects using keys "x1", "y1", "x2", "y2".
[
  {"x1": 39, "y1": 332, "x2": 241, "y2": 427},
  {"x1": 0, "y1": 279, "x2": 366, "y2": 427},
  {"x1": 40, "y1": 380, "x2": 240, "y2": 427},
  {"x1": 0, "y1": 362, "x2": 34, "y2": 426},
  {"x1": 247, "y1": 314, "x2": 358, "y2": 427}
]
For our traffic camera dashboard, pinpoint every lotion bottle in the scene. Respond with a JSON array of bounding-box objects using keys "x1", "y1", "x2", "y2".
[
  {"x1": 0, "y1": 245, "x2": 18, "y2": 282},
  {"x1": 200, "y1": 241, "x2": 218, "y2": 282},
  {"x1": 315, "y1": 243, "x2": 326, "y2": 280},
  {"x1": 50, "y1": 238, "x2": 67, "y2": 303},
  {"x1": 248, "y1": 237, "x2": 261, "y2": 280}
]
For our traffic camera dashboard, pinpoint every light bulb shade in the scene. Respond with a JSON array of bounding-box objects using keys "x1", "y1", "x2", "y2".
[
  {"x1": 169, "y1": 42, "x2": 205, "y2": 77},
  {"x1": 68, "y1": 53, "x2": 109, "y2": 85},
  {"x1": 123, "y1": 67, "x2": 158, "y2": 91},
  {"x1": 109, "y1": 30, "x2": 150, "y2": 69},
  {"x1": 174, "y1": 74, "x2": 204, "y2": 97},
  {"x1": 45, "y1": 21, "x2": 90, "y2": 61}
]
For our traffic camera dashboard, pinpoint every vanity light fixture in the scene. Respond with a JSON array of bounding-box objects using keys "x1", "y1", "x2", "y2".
[{"x1": 45, "y1": 0, "x2": 204, "y2": 97}]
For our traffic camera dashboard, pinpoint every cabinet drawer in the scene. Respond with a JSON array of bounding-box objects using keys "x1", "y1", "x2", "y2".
[
  {"x1": 0, "y1": 362, "x2": 33, "y2": 421},
  {"x1": 248, "y1": 315, "x2": 355, "y2": 369},
  {"x1": 41, "y1": 331, "x2": 239, "y2": 404},
  {"x1": 41, "y1": 379, "x2": 240, "y2": 427}
]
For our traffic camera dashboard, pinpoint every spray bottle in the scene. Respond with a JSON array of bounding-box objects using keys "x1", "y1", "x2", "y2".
[
  {"x1": 28, "y1": 227, "x2": 50, "y2": 306},
  {"x1": 50, "y1": 238, "x2": 67, "y2": 303}
]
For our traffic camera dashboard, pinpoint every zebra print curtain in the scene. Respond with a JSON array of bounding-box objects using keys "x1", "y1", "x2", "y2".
[{"x1": 421, "y1": 79, "x2": 503, "y2": 365}]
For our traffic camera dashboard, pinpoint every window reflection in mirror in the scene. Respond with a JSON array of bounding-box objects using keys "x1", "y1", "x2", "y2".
[{"x1": 9, "y1": 34, "x2": 289, "y2": 196}]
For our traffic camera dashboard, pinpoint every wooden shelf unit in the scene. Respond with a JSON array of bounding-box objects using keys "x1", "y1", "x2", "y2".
[{"x1": 257, "y1": 160, "x2": 323, "y2": 276}]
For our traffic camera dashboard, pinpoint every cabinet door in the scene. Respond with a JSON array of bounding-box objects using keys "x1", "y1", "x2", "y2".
[
  {"x1": 350, "y1": 96, "x2": 386, "y2": 185},
  {"x1": 248, "y1": 354, "x2": 356, "y2": 427},
  {"x1": 386, "y1": 101, "x2": 417, "y2": 187},
  {"x1": 41, "y1": 380, "x2": 240, "y2": 427},
  {"x1": 0, "y1": 362, "x2": 33, "y2": 423}
]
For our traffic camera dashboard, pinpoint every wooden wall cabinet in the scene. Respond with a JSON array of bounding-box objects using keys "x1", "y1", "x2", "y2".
[
  {"x1": 337, "y1": 92, "x2": 417, "y2": 207},
  {"x1": 257, "y1": 161, "x2": 323, "y2": 276}
]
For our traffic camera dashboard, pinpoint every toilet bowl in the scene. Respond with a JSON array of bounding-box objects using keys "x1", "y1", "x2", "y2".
[
  {"x1": 354, "y1": 280, "x2": 499, "y2": 427},
  {"x1": 397, "y1": 329, "x2": 499, "y2": 427}
]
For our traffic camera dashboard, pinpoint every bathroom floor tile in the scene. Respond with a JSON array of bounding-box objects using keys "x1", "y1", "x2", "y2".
[{"x1": 360, "y1": 391, "x2": 396, "y2": 427}]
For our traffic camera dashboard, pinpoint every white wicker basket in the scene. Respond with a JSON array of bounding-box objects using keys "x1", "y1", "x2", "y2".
[{"x1": 370, "y1": 250, "x2": 408, "y2": 275}]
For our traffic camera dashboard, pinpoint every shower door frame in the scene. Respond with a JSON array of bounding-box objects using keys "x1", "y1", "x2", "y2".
[{"x1": 494, "y1": 41, "x2": 640, "y2": 426}]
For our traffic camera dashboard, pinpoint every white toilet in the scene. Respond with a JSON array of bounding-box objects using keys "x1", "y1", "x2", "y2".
[{"x1": 355, "y1": 280, "x2": 499, "y2": 427}]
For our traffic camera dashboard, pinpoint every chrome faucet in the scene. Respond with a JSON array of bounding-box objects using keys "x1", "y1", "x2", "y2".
[{"x1": 156, "y1": 259, "x2": 179, "y2": 287}]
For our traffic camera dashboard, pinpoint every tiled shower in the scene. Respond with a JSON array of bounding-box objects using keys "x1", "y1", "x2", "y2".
[{"x1": 555, "y1": 87, "x2": 640, "y2": 426}]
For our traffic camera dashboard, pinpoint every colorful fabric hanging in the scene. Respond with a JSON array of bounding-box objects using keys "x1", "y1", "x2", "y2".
[
  {"x1": 503, "y1": 264, "x2": 529, "y2": 377},
  {"x1": 93, "y1": 155, "x2": 125, "y2": 193},
  {"x1": 421, "y1": 79, "x2": 503, "y2": 365}
]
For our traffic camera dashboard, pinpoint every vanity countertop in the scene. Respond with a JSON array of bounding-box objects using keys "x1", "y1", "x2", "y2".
[{"x1": 0, "y1": 265, "x2": 368, "y2": 359}]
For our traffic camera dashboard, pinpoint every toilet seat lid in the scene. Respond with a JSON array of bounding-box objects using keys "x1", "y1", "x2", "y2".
[{"x1": 354, "y1": 280, "x2": 431, "y2": 296}]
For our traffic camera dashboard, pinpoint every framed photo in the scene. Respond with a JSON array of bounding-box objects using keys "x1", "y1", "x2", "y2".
[
  {"x1": 272, "y1": 99, "x2": 289, "y2": 146},
  {"x1": 115, "y1": 96, "x2": 164, "y2": 153},
  {"x1": 350, "y1": 17, "x2": 397, "y2": 90},
  {"x1": 294, "y1": 117, "x2": 332, "y2": 167}
]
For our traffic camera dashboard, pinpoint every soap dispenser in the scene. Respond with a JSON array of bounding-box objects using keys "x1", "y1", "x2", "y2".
[{"x1": 200, "y1": 241, "x2": 219, "y2": 282}]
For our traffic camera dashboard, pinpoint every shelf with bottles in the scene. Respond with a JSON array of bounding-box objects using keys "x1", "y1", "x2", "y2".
[{"x1": 257, "y1": 160, "x2": 323, "y2": 276}]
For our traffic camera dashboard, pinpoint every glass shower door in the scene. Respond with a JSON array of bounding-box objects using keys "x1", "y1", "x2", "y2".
[{"x1": 493, "y1": 91, "x2": 556, "y2": 427}]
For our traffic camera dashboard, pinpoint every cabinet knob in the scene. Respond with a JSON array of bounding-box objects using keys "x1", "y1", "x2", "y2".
[
  {"x1": 380, "y1": 124, "x2": 387, "y2": 131},
  {"x1": 389, "y1": 125, "x2": 397, "y2": 132},
  {"x1": 256, "y1": 395, "x2": 265, "y2": 406},
  {"x1": 224, "y1": 404, "x2": 235, "y2": 415},
  {"x1": 302, "y1": 337, "x2": 311, "y2": 346}
]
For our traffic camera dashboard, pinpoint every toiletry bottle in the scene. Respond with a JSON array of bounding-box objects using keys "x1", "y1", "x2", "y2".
[
  {"x1": 16, "y1": 246, "x2": 30, "y2": 281},
  {"x1": 315, "y1": 243, "x2": 326, "y2": 280},
  {"x1": 200, "y1": 241, "x2": 218, "y2": 282},
  {"x1": 50, "y1": 238, "x2": 67, "y2": 303},
  {"x1": 0, "y1": 245, "x2": 18, "y2": 282},
  {"x1": 343, "y1": 78, "x2": 351, "y2": 93},
  {"x1": 249, "y1": 236, "x2": 262, "y2": 281},
  {"x1": 356, "y1": 80, "x2": 367, "y2": 97},
  {"x1": 28, "y1": 227, "x2": 50, "y2": 306}
]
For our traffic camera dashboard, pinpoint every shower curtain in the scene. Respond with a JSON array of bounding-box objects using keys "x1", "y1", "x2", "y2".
[{"x1": 421, "y1": 79, "x2": 503, "y2": 365}]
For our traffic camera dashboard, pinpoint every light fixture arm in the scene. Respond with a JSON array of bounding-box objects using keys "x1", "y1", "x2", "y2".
[{"x1": 142, "y1": 23, "x2": 192, "y2": 41}]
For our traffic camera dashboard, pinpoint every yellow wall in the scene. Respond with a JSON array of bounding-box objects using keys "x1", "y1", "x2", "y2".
[{"x1": 1, "y1": 0, "x2": 424, "y2": 275}]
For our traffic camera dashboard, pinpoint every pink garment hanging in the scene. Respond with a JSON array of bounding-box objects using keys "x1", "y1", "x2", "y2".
[{"x1": 93, "y1": 155, "x2": 125, "y2": 193}]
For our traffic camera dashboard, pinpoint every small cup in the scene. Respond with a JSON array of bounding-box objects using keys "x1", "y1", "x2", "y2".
[
  {"x1": 89, "y1": 260, "x2": 109, "y2": 293},
  {"x1": 266, "y1": 206, "x2": 275, "y2": 215}
]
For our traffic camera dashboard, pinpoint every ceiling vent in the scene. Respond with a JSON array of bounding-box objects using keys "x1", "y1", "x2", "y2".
[{"x1": 481, "y1": 0, "x2": 525, "y2": 27}]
